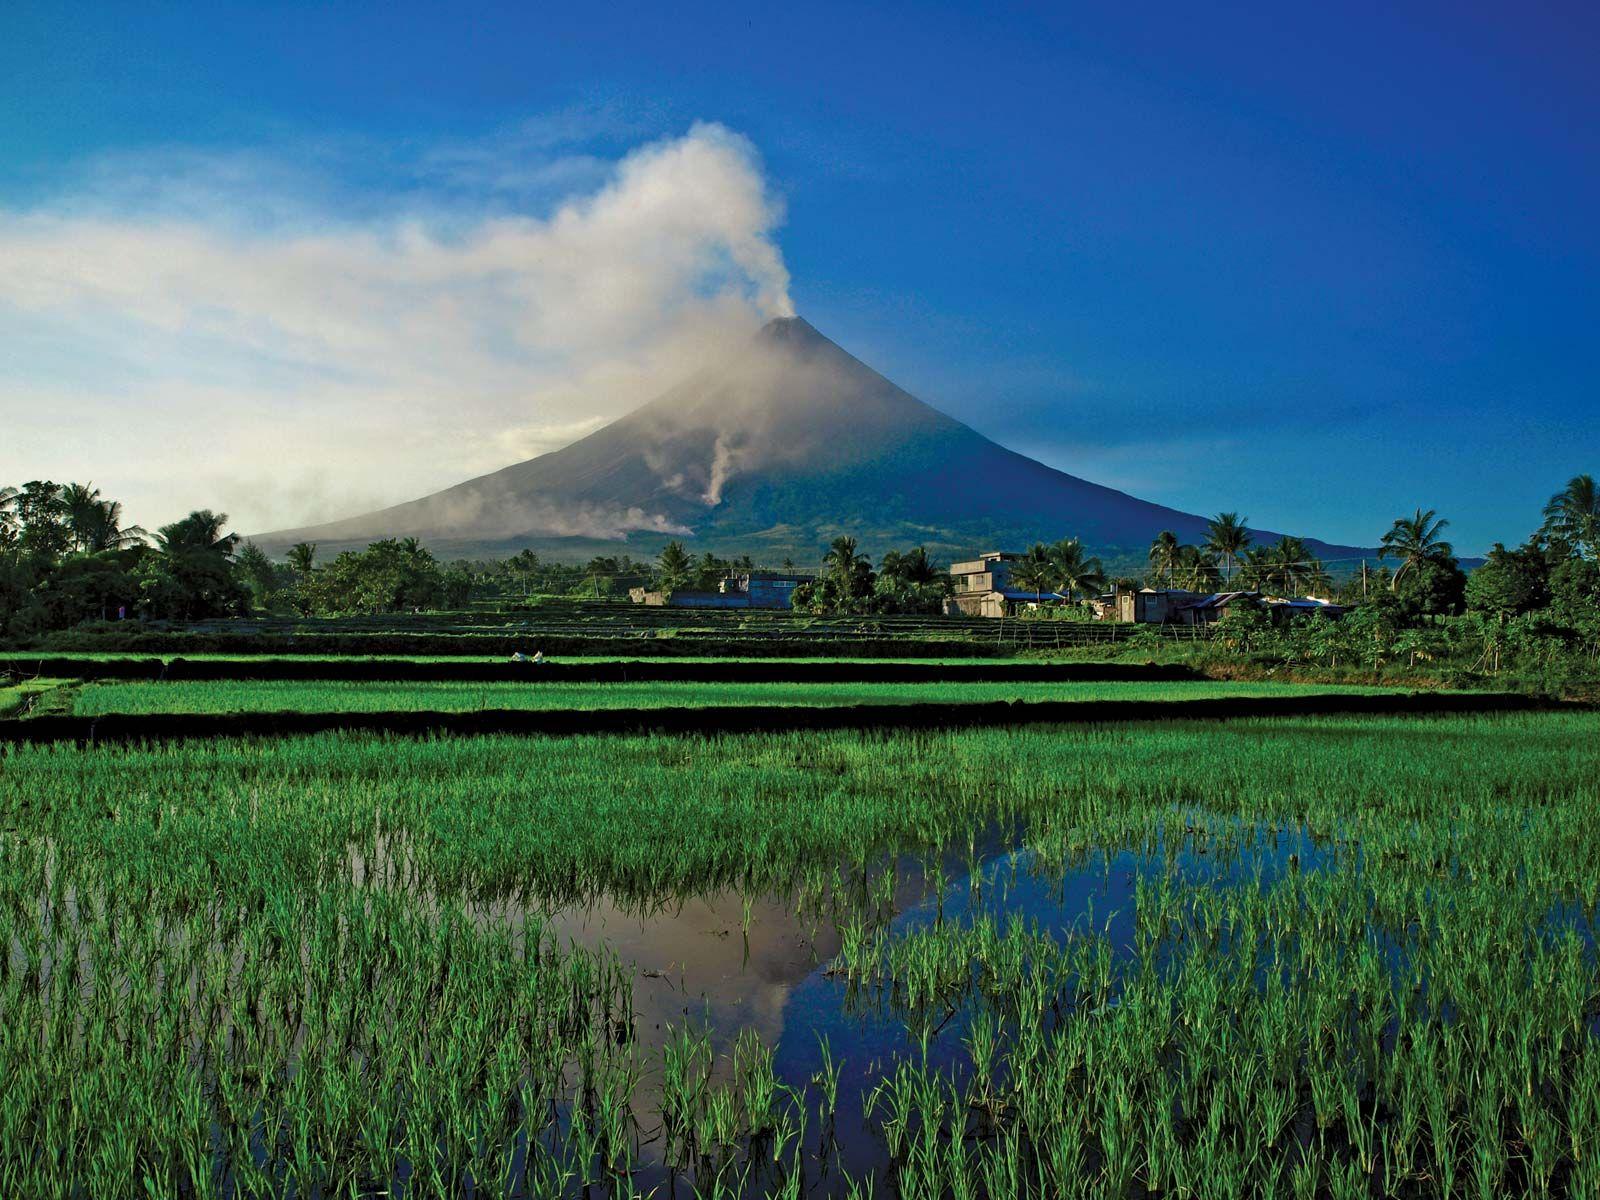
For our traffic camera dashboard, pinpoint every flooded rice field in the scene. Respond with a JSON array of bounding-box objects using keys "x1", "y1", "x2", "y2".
[{"x1": 3, "y1": 713, "x2": 1599, "y2": 1196}]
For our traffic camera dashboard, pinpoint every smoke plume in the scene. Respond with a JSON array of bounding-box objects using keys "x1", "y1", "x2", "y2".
[{"x1": 0, "y1": 121, "x2": 793, "y2": 532}]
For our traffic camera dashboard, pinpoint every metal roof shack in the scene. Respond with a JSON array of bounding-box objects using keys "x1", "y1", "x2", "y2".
[
  {"x1": 1116, "y1": 588, "x2": 1204, "y2": 623},
  {"x1": 943, "y1": 586, "x2": 1066, "y2": 620},
  {"x1": 1266, "y1": 597, "x2": 1346, "y2": 619},
  {"x1": 1171, "y1": 591, "x2": 1262, "y2": 625},
  {"x1": 1173, "y1": 591, "x2": 1347, "y2": 625}
]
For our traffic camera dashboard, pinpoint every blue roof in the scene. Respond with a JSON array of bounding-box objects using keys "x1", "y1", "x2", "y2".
[
  {"x1": 995, "y1": 589, "x2": 1066, "y2": 601},
  {"x1": 1183, "y1": 591, "x2": 1259, "y2": 610},
  {"x1": 1271, "y1": 598, "x2": 1345, "y2": 611}
]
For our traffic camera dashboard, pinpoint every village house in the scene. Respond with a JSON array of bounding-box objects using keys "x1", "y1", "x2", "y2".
[
  {"x1": 1114, "y1": 588, "x2": 1203, "y2": 623},
  {"x1": 1112, "y1": 587, "x2": 1346, "y2": 625},
  {"x1": 942, "y1": 551, "x2": 1063, "y2": 618},
  {"x1": 629, "y1": 570, "x2": 814, "y2": 610}
]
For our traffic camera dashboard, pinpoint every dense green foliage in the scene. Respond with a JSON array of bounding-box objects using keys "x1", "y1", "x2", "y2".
[
  {"x1": 291, "y1": 538, "x2": 472, "y2": 614},
  {"x1": 786, "y1": 537, "x2": 952, "y2": 615},
  {"x1": 1116, "y1": 489, "x2": 1600, "y2": 694},
  {"x1": 1, "y1": 713, "x2": 1597, "y2": 1195},
  {"x1": 0, "y1": 483, "x2": 249, "y2": 634}
]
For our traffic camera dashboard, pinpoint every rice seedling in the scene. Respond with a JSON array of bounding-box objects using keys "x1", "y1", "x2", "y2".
[
  {"x1": 64, "y1": 676, "x2": 1389, "y2": 717},
  {"x1": 0, "y1": 710, "x2": 1596, "y2": 1194}
]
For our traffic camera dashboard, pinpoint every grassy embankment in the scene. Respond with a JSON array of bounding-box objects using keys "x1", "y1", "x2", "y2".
[{"x1": 0, "y1": 679, "x2": 72, "y2": 718}]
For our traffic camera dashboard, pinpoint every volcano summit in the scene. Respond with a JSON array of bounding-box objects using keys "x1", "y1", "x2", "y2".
[{"x1": 256, "y1": 317, "x2": 1362, "y2": 567}]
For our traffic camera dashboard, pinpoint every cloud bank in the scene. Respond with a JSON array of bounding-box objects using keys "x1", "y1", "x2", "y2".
[{"x1": 0, "y1": 121, "x2": 792, "y2": 534}]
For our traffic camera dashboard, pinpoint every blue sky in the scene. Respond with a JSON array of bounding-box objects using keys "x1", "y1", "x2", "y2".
[{"x1": 3, "y1": 1, "x2": 1597, "y2": 551}]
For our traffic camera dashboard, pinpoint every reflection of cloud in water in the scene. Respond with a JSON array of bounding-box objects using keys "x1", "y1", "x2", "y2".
[{"x1": 544, "y1": 889, "x2": 843, "y2": 1070}]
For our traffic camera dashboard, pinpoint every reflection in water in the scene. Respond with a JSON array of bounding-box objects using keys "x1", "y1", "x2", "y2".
[
  {"x1": 771, "y1": 827, "x2": 1336, "y2": 1189},
  {"x1": 544, "y1": 890, "x2": 842, "y2": 1069},
  {"x1": 519, "y1": 823, "x2": 1340, "y2": 1194},
  {"x1": 40, "y1": 825, "x2": 1587, "y2": 1196}
]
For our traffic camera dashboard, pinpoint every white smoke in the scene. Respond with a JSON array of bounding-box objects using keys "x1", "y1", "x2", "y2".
[
  {"x1": 0, "y1": 121, "x2": 793, "y2": 532},
  {"x1": 308, "y1": 479, "x2": 694, "y2": 543},
  {"x1": 420, "y1": 493, "x2": 692, "y2": 542},
  {"x1": 701, "y1": 433, "x2": 742, "y2": 506}
]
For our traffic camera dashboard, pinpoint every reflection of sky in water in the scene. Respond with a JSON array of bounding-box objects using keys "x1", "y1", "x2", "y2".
[
  {"x1": 529, "y1": 825, "x2": 1596, "y2": 1194},
  {"x1": 772, "y1": 827, "x2": 1335, "y2": 1186}
]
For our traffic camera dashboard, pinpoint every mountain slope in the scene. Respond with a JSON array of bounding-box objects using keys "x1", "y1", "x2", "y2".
[{"x1": 255, "y1": 317, "x2": 1368, "y2": 568}]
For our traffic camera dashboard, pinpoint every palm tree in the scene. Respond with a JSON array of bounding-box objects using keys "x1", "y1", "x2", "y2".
[
  {"x1": 1379, "y1": 509, "x2": 1453, "y2": 588},
  {"x1": 156, "y1": 510, "x2": 239, "y2": 558},
  {"x1": 1237, "y1": 547, "x2": 1272, "y2": 591},
  {"x1": 1260, "y1": 536, "x2": 1329, "y2": 596},
  {"x1": 55, "y1": 484, "x2": 145, "y2": 553},
  {"x1": 1013, "y1": 543, "x2": 1055, "y2": 602},
  {"x1": 288, "y1": 542, "x2": 318, "y2": 579},
  {"x1": 1148, "y1": 531, "x2": 1181, "y2": 586},
  {"x1": 60, "y1": 483, "x2": 104, "y2": 553},
  {"x1": 823, "y1": 536, "x2": 859, "y2": 587},
  {"x1": 1300, "y1": 557, "x2": 1334, "y2": 598},
  {"x1": 907, "y1": 546, "x2": 940, "y2": 585},
  {"x1": 654, "y1": 540, "x2": 692, "y2": 592},
  {"x1": 879, "y1": 545, "x2": 938, "y2": 587},
  {"x1": 1172, "y1": 545, "x2": 1221, "y2": 593},
  {"x1": 826, "y1": 536, "x2": 875, "y2": 601},
  {"x1": 1050, "y1": 537, "x2": 1105, "y2": 602},
  {"x1": 1541, "y1": 474, "x2": 1599, "y2": 559},
  {"x1": 78, "y1": 499, "x2": 146, "y2": 552},
  {"x1": 1204, "y1": 512, "x2": 1251, "y2": 585}
]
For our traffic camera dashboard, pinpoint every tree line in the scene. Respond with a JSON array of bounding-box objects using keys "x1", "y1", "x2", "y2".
[
  {"x1": 1138, "y1": 508, "x2": 1461, "y2": 608},
  {"x1": 4, "y1": 473, "x2": 1595, "y2": 653},
  {"x1": 0, "y1": 482, "x2": 482, "y2": 634},
  {"x1": 650, "y1": 536, "x2": 951, "y2": 615},
  {"x1": 1160, "y1": 476, "x2": 1599, "y2": 686},
  {"x1": 1, "y1": 481, "x2": 252, "y2": 635},
  {"x1": 1144, "y1": 512, "x2": 1332, "y2": 594}
]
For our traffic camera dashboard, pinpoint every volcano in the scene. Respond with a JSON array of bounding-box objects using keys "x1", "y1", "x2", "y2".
[{"x1": 255, "y1": 317, "x2": 1365, "y2": 568}]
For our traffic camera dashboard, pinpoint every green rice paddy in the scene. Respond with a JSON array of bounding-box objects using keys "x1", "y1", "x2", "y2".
[
  {"x1": 66, "y1": 678, "x2": 1389, "y2": 716},
  {"x1": 2, "y1": 711, "x2": 1597, "y2": 1196}
]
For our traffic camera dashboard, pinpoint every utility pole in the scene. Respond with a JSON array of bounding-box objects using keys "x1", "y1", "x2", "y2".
[{"x1": 1361, "y1": 559, "x2": 1368, "y2": 599}]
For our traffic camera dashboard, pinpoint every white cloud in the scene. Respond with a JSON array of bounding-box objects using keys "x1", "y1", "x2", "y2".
[{"x1": 0, "y1": 121, "x2": 792, "y2": 533}]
